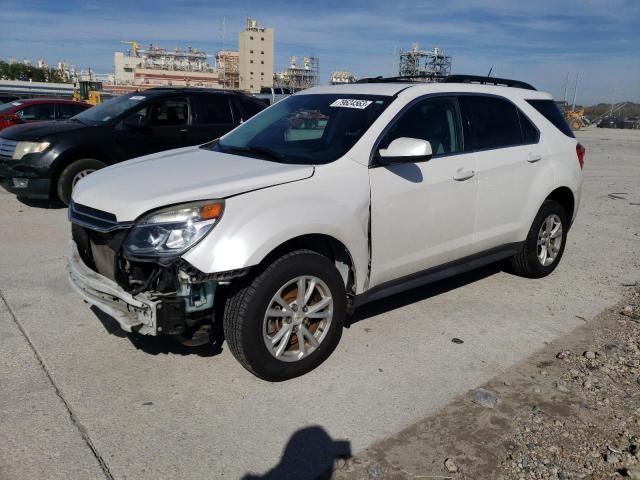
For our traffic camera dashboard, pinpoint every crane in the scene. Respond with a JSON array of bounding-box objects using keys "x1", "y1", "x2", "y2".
[{"x1": 120, "y1": 41, "x2": 141, "y2": 58}]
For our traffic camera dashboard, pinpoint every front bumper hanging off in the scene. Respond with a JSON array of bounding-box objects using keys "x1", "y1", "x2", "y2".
[{"x1": 66, "y1": 241, "x2": 161, "y2": 335}]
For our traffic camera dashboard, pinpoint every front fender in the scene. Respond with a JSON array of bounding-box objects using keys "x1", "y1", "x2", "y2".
[{"x1": 182, "y1": 158, "x2": 371, "y2": 293}]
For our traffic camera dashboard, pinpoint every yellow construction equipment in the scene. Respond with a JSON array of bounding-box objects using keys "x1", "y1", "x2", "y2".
[
  {"x1": 556, "y1": 101, "x2": 586, "y2": 130},
  {"x1": 120, "y1": 40, "x2": 141, "y2": 57},
  {"x1": 72, "y1": 81, "x2": 104, "y2": 106}
]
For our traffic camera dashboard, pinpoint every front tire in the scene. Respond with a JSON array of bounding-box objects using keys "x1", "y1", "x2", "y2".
[
  {"x1": 56, "y1": 158, "x2": 106, "y2": 205},
  {"x1": 223, "y1": 250, "x2": 346, "y2": 381},
  {"x1": 510, "y1": 200, "x2": 568, "y2": 278}
]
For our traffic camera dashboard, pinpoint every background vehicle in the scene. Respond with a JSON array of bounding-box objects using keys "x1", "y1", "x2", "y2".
[
  {"x1": 0, "y1": 98, "x2": 90, "y2": 132},
  {"x1": 254, "y1": 86, "x2": 293, "y2": 106},
  {"x1": 71, "y1": 80, "x2": 113, "y2": 106},
  {"x1": 0, "y1": 88, "x2": 266, "y2": 204},
  {"x1": 67, "y1": 75, "x2": 583, "y2": 381}
]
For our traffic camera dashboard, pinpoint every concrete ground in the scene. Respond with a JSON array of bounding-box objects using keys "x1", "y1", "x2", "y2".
[{"x1": 0, "y1": 128, "x2": 638, "y2": 480}]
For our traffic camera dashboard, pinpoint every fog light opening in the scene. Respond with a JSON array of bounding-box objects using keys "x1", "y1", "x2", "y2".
[{"x1": 12, "y1": 178, "x2": 29, "y2": 189}]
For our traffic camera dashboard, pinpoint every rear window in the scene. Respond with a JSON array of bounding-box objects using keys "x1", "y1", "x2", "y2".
[{"x1": 526, "y1": 100, "x2": 575, "y2": 138}]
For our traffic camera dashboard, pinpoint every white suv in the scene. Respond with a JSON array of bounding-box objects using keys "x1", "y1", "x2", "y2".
[{"x1": 67, "y1": 75, "x2": 584, "y2": 381}]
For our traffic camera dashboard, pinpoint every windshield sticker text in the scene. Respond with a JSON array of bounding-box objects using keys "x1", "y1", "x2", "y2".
[
  {"x1": 330, "y1": 99, "x2": 373, "y2": 109},
  {"x1": 130, "y1": 95, "x2": 146, "y2": 101}
]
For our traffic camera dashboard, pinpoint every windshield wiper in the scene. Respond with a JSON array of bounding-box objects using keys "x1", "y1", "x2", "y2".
[{"x1": 221, "y1": 144, "x2": 285, "y2": 163}]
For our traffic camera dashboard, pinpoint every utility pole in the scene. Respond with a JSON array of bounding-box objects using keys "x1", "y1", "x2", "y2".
[
  {"x1": 563, "y1": 72, "x2": 569, "y2": 102},
  {"x1": 571, "y1": 73, "x2": 580, "y2": 111},
  {"x1": 610, "y1": 79, "x2": 618, "y2": 118}
]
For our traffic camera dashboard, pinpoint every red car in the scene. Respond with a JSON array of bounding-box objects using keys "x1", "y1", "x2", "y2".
[{"x1": 0, "y1": 98, "x2": 91, "y2": 132}]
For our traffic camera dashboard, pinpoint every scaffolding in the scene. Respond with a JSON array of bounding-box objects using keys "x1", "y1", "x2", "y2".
[
  {"x1": 216, "y1": 50, "x2": 239, "y2": 89},
  {"x1": 274, "y1": 56, "x2": 319, "y2": 91},
  {"x1": 398, "y1": 44, "x2": 451, "y2": 82},
  {"x1": 330, "y1": 70, "x2": 357, "y2": 85}
]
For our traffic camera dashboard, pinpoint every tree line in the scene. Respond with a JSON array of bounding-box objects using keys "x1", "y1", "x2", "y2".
[{"x1": 0, "y1": 61, "x2": 68, "y2": 83}]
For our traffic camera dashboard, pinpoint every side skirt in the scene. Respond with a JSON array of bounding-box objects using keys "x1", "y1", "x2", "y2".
[{"x1": 352, "y1": 242, "x2": 523, "y2": 309}]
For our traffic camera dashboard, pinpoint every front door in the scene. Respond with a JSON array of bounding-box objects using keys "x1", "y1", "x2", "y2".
[{"x1": 368, "y1": 96, "x2": 478, "y2": 288}]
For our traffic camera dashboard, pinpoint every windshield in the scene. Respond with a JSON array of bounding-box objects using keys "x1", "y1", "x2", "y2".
[
  {"x1": 0, "y1": 101, "x2": 21, "y2": 113},
  {"x1": 206, "y1": 94, "x2": 392, "y2": 164},
  {"x1": 71, "y1": 93, "x2": 149, "y2": 124}
]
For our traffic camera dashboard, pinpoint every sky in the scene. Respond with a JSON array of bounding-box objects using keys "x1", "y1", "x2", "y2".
[{"x1": 1, "y1": 0, "x2": 639, "y2": 105}]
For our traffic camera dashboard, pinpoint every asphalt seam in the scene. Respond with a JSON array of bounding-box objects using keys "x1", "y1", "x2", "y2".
[{"x1": 0, "y1": 289, "x2": 114, "y2": 480}]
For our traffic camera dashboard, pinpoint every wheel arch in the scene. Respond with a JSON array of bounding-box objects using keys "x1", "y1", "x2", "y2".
[
  {"x1": 257, "y1": 234, "x2": 357, "y2": 297},
  {"x1": 545, "y1": 186, "x2": 575, "y2": 226}
]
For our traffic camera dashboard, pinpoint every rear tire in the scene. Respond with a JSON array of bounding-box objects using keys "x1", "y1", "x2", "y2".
[
  {"x1": 510, "y1": 200, "x2": 568, "y2": 278},
  {"x1": 223, "y1": 250, "x2": 346, "y2": 381},
  {"x1": 56, "y1": 158, "x2": 106, "y2": 205}
]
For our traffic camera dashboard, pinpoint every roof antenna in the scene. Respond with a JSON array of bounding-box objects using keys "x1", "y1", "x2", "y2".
[{"x1": 487, "y1": 66, "x2": 493, "y2": 77}]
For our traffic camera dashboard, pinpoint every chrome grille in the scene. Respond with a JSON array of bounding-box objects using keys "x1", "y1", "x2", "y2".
[
  {"x1": 0, "y1": 138, "x2": 17, "y2": 160},
  {"x1": 68, "y1": 201, "x2": 132, "y2": 233}
]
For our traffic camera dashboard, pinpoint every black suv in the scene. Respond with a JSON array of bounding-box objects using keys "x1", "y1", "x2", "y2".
[{"x1": 0, "y1": 88, "x2": 266, "y2": 204}]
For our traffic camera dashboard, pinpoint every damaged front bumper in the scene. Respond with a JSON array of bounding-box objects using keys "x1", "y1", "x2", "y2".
[{"x1": 66, "y1": 241, "x2": 161, "y2": 335}]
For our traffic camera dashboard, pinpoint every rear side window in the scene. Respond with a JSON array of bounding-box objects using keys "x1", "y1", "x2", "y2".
[
  {"x1": 57, "y1": 103, "x2": 88, "y2": 120},
  {"x1": 194, "y1": 95, "x2": 233, "y2": 124},
  {"x1": 459, "y1": 96, "x2": 522, "y2": 151},
  {"x1": 239, "y1": 97, "x2": 266, "y2": 118},
  {"x1": 526, "y1": 99, "x2": 575, "y2": 138},
  {"x1": 518, "y1": 110, "x2": 540, "y2": 144}
]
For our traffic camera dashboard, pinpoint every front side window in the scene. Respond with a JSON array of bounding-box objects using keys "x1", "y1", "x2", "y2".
[
  {"x1": 206, "y1": 94, "x2": 392, "y2": 165},
  {"x1": 148, "y1": 98, "x2": 188, "y2": 126},
  {"x1": 17, "y1": 104, "x2": 55, "y2": 121},
  {"x1": 380, "y1": 96, "x2": 462, "y2": 156},
  {"x1": 459, "y1": 96, "x2": 523, "y2": 151}
]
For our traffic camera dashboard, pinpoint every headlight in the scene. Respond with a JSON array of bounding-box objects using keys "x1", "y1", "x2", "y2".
[
  {"x1": 13, "y1": 141, "x2": 50, "y2": 160},
  {"x1": 123, "y1": 200, "x2": 224, "y2": 257}
]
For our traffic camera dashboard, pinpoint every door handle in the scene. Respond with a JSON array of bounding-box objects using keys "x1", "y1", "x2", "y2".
[
  {"x1": 527, "y1": 153, "x2": 542, "y2": 163},
  {"x1": 453, "y1": 169, "x2": 475, "y2": 181},
  {"x1": 179, "y1": 128, "x2": 189, "y2": 133}
]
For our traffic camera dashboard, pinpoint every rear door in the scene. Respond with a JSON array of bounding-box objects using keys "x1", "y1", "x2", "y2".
[
  {"x1": 368, "y1": 96, "x2": 478, "y2": 287},
  {"x1": 190, "y1": 94, "x2": 236, "y2": 144},
  {"x1": 458, "y1": 95, "x2": 544, "y2": 253}
]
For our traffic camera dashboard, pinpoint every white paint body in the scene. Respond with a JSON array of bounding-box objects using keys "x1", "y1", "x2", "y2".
[{"x1": 72, "y1": 82, "x2": 582, "y2": 295}]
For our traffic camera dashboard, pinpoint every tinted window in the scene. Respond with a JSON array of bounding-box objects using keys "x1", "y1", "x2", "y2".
[
  {"x1": 382, "y1": 97, "x2": 462, "y2": 156},
  {"x1": 459, "y1": 96, "x2": 522, "y2": 151},
  {"x1": 17, "y1": 104, "x2": 55, "y2": 121},
  {"x1": 148, "y1": 98, "x2": 188, "y2": 126},
  {"x1": 194, "y1": 96, "x2": 233, "y2": 124},
  {"x1": 526, "y1": 99, "x2": 575, "y2": 138},
  {"x1": 58, "y1": 103, "x2": 87, "y2": 120},
  {"x1": 518, "y1": 110, "x2": 539, "y2": 144},
  {"x1": 239, "y1": 97, "x2": 266, "y2": 117}
]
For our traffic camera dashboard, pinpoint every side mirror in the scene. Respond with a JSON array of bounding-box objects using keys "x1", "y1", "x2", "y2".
[
  {"x1": 7, "y1": 114, "x2": 23, "y2": 125},
  {"x1": 123, "y1": 113, "x2": 148, "y2": 129},
  {"x1": 378, "y1": 137, "x2": 432, "y2": 164}
]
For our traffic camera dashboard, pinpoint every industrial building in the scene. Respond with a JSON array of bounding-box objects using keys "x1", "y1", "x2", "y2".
[
  {"x1": 274, "y1": 56, "x2": 319, "y2": 91},
  {"x1": 330, "y1": 70, "x2": 357, "y2": 85},
  {"x1": 113, "y1": 42, "x2": 219, "y2": 88},
  {"x1": 398, "y1": 44, "x2": 451, "y2": 82},
  {"x1": 238, "y1": 18, "x2": 274, "y2": 93},
  {"x1": 216, "y1": 50, "x2": 240, "y2": 90}
]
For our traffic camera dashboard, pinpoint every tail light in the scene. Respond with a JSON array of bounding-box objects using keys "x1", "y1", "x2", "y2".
[{"x1": 576, "y1": 143, "x2": 585, "y2": 169}]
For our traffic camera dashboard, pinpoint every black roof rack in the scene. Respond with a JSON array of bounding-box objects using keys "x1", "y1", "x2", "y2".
[
  {"x1": 441, "y1": 75, "x2": 536, "y2": 91},
  {"x1": 354, "y1": 73, "x2": 536, "y2": 91}
]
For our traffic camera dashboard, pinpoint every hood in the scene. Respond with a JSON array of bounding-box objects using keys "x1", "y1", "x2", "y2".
[
  {"x1": 0, "y1": 120, "x2": 88, "y2": 141},
  {"x1": 72, "y1": 146, "x2": 314, "y2": 221}
]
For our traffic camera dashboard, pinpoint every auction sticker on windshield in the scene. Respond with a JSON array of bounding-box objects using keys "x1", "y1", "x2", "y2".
[
  {"x1": 130, "y1": 95, "x2": 146, "y2": 101},
  {"x1": 330, "y1": 99, "x2": 373, "y2": 109}
]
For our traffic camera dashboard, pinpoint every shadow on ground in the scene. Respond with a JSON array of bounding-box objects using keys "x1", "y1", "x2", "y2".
[
  {"x1": 17, "y1": 196, "x2": 65, "y2": 210},
  {"x1": 242, "y1": 426, "x2": 351, "y2": 480},
  {"x1": 91, "y1": 306, "x2": 223, "y2": 357},
  {"x1": 349, "y1": 263, "x2": 502, "y2": 325}
]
